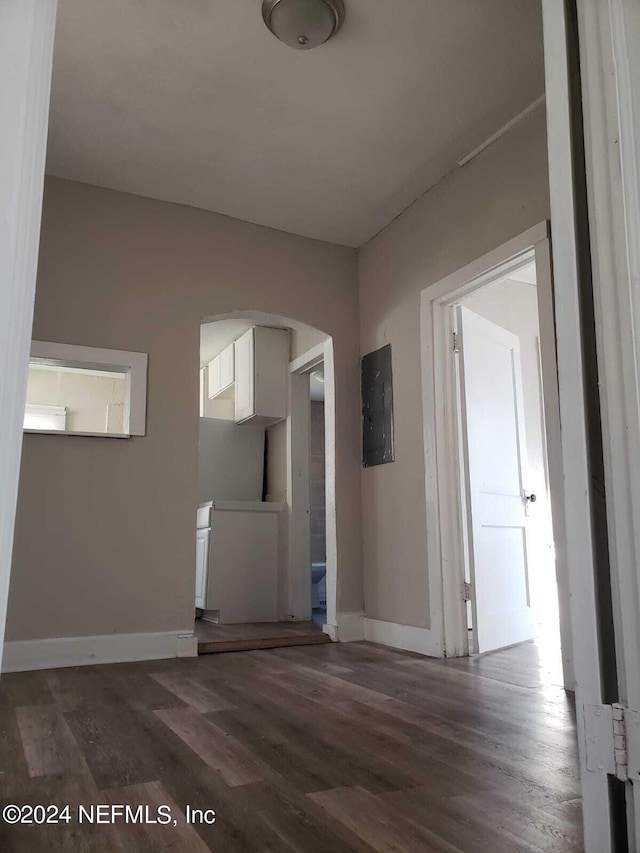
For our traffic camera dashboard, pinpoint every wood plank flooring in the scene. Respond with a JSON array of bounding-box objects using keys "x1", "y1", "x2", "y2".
[
  {"x1": 195, "y1": 619, "x2": 331, "y2": 654},
  {"x1": 0, "y1": 640, "x2": 583, "y2": 852}
]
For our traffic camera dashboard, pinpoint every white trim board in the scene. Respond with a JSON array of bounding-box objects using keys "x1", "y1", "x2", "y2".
[
  {"x1": 364, "y1": 618, "x2": 443, "y2": 657},
  {"x1": 288, "y1": 338, "x2": 338, "y2": 629},
  {"x1": 574, "y1": 0, "x2": 640, "y2": 844},
  {"x1": 322, "y1": 623, "x2": 338, "y2": 641},
  {"x1": 23, "y1": 430, "x2": 130, "y2": 439},
  {"x1": 423, "y1": 222, "x2": 548, "y2": 302},
  {"x1": 2, "y1": 630, "x2": 198, "y2": 673},
  {"x1": 213, "y1": 501, "x2": 284, "y2": 513},
  {"x1": 30, "y1": 363, "x2": 126, "y2": 379},
  {"x1": 289, "y1": 342, "x2": 326, "y2": 374},
  {"x1": 30, "y1": 340, "x2": 148, "y2": 436},
  {"x1": 335, "y1": 611, "x2": 365, "y2": 642},
  {"x1": 0, "y1": 0, "x2": 57, "y2": 680},
  {"x1": 541, "y1": 1, "x2": 616, "y2": 848}
]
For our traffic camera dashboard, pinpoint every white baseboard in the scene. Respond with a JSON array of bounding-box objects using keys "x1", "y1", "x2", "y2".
[
  {"x1": 2, "y1": 630, "x2": 198, "y2": 673},
  {"x1": 364, "y1": 618, "x2": 443, "y2": 657},
  {"x1": 322, "y1": 622, "x2": 338, "y2": 641},
  {"x1": 336, "y1": 611, "x2": 365, "y2": 642}
]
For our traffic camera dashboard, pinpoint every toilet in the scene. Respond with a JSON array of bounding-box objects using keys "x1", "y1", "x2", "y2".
[{"x1": 311, "y1": 562, "x2": 327, "y2": 608}]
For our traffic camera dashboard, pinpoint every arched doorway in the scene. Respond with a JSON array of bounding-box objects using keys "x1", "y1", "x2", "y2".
[{"x1": 194, "y1": 310, "x2": 338, "y2": 651}]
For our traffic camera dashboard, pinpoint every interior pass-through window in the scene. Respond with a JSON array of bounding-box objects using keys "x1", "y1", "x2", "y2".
[{"x1": 24, "y1": 342, "x2": 148, "y2": 438}]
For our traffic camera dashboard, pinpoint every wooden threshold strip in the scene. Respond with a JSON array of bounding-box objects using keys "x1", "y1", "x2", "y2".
[{"x1": 197, "y1": 632, "x2": 332, "y2": 655}]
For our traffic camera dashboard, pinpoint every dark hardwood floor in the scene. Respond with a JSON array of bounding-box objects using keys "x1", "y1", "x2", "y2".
[
  {"x1": 195, "y1": 619, "x2": 331, "y2": 654},
  {"x1": 0, "y1": 640, "x2": 582, "y2": 852}
]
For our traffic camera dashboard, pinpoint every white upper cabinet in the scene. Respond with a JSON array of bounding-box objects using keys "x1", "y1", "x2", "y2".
[
  {"x1": 219, "y1": 343, "x2": 235, "y2": 390},
  {"x1": 234, "y1": 327, "x2": 288, "y2": 425},
  {"x1": 207, "y1": 354, "x2": 221, "y2": 399},
  {"x1": 207, "y1": 342, "x2": 235, "y2": 399},
  {"x1": 234, "y1": 328, "x2": 255, "y2": 421}
]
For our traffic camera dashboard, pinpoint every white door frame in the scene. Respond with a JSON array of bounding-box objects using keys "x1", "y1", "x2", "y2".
[
  {"x1": 573, "y1": 0, "x2": 640, "y2": 845},
  {"x1": 289, "y1": 339, "x2": 338, "y2": 636},
  {"x1": 542, "y1": 0, "x2": 637, "y2": 846},
  {"x1": 421, "y1": 223, "x2": 574, "y2": 667},
  {"x1": 0, "y1": 0, "x2": 57, "y2": 672}
]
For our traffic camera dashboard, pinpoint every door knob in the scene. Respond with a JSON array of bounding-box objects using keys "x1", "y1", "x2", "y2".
[{"x1": 525, "y1": 492, "x2": 537, "y2": 503}]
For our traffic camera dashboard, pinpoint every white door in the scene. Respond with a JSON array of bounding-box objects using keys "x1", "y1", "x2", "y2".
[{"x1": 458, "y1": 306, "x2": 534, "y2": 653}]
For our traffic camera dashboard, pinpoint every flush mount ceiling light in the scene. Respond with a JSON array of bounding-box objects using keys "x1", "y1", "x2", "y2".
[{"x1": 262, "y1": 0, "x2": 345, "y2": 50}]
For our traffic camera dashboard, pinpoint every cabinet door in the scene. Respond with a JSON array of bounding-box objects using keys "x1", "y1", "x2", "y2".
[
  {"x1": 207, "y1": 356, "x2": 221, "y2": 399},
  {"x1": 195, "y1": 528, "x2": 209, "y2": 609},
  {"x1": 253, "y1": 326, "x2": 289, "y2": 421},
  {"x1": 234, "y1": 329, "x2": 255, "y2": 422},
  {"x1": 199, "y1": 368, "x2": 206, "y2": 416},
  {"x1": 220, "y1": 343, "x2": 235, "y2": 391}
]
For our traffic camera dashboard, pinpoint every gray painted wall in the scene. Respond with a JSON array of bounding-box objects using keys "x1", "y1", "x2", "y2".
[
  {"x1": 358, "y1": 104, "x2": 551, "y2": 630},
  {"x1": 7, "y1": 177, "x2": 362, "y2": 642},
  {"x1": 8, "y1": 103, "x2": 550, "y2": 645}
]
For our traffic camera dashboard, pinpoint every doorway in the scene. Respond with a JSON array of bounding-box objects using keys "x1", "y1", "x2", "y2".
[
  {"x1": 308, "y1": 363, "x2": 327, "y2": 627},
  {"x1": 289, "y1": 336, "x2": 338, "y2": 637},
  {"x1": 421, "y1": 223, "x2": 574, "y2": 690},
  {"x1": 193, "y1": 312, "x2": 338, "y2": 652},
  {"x1": 455, "y1": 263, "x2": 562, "y2": 681}
]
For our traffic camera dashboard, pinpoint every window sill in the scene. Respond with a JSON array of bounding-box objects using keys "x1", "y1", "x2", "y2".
[{"x1": 23, "y1": 429, "x2": 131, "y2": 439}]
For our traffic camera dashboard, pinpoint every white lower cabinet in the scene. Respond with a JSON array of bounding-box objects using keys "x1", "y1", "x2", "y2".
[
  {"x1": 195, "y1": 527, "x2": 209, "y2": 609},
  {"x1": 206, "y1": 502, "x2": 282, "y2": 623}
]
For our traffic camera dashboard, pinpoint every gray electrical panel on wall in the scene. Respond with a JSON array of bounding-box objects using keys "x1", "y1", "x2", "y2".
[{"x1": 361, "y1": 344, "x2": 394, "y2": 467}]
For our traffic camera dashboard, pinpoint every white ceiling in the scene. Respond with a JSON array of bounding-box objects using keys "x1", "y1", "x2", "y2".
[
  {"x1": 48, "y1": 0, "x2": 544, "y2": 247},
  {"x1": 509, "y1": 261, "x2": 537, "y2": 285}
]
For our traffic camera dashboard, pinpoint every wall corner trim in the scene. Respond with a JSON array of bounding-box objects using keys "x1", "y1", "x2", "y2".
[
  {"x1": 322, "y1": 623, "x2": 338, "y2": 641},
  {"x1": 335, "y1": 611, "x2": 365, "y2": 642},
  {"x1": 363, "y1": 618, "x2": 444, "y2": 657},
  {"x1": 1, "y1": 630, "x2": 198, "y2": 673}
]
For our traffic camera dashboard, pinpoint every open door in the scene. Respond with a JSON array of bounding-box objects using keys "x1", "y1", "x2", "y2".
[{"x1": 458, "y1": 306, "x2": 535, "y2": 653}]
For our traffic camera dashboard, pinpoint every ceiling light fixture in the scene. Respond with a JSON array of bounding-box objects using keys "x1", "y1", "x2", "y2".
[{"x1": 262, "y1": 0, "x2": 345, "y2": 50}]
